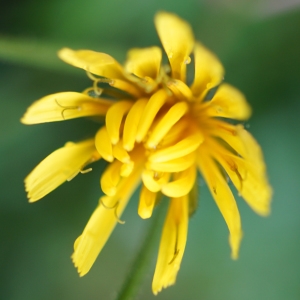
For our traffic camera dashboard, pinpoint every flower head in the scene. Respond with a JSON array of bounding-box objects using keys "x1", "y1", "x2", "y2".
[{"x1": 22, "y1": 12, "x2": 272, "y2": 294}]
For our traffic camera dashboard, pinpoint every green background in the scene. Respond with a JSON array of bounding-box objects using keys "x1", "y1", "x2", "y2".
[{"x1": 1, "y1": 0, "x2": 300, "y2": 299}]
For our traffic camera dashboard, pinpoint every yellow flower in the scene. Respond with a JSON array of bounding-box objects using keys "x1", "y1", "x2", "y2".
[{"x1": 22, "y1": 12, "x2": 272, "y2": 294}]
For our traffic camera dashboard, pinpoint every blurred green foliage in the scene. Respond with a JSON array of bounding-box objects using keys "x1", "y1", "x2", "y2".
[{"x1": 1, "y1": 0, "x2": 300, "y2": 299}]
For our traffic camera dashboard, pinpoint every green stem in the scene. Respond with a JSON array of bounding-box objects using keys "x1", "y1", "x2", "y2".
[
  {"x1": 116, "y1": 203, "x2": 166, "y2": 300},
  {"x1": 0, "y1": 35, "x2": 126, "y2": 73},
  {"x1": 0, "y1": 35, "x2": 70, "y2": 73}
]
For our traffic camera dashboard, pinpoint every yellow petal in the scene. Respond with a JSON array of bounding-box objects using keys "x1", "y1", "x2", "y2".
[
  {"x1": 136, "y1": 89, "x2": 168, "y2": 143},
  {"x1": 120, "y1": 160, "x2": 135, "y2": 177},
  {"x1": 58, "y1": 48, "x2": 125, "y2": 79},
  {"x1": 106, "y1": 100, "x2": 133, "y2": 145},
  {"x1": 209, "y1": 120, "x2": 247, "y2": 158},
  {"x1": 147, "y1": 151, "x2": 196, "y2": 173},
  {"x1": 112, "y1": 142, "x2": 130, "y2": 163},
  {"x1": 72, "y1": 158, "x2": 143, "y2": 277},
  {"x1": 25, "y1": 139, "x2": 99, "y2": 202},
  {"x1": 21, "y1": 92, "x2": 112, "y2": 124},
  {"x1": 188, "y1": 181, "x2": 198, "y2": 217},
  {"x1": 191, "y1": 42, "x2": 224, "y2": 99},
  {"x1": 166, "y1": 79, "x2": 193, "y2": 102},
  {"x1": 197, "y1": 147, "x2": 242, "y2": 259},
  {"x1": 210, "y1": 140, "x2": 272, "y2": 216},
  {"x1": 238, "y1": 127, "x2": 268, "y2": 170},
  {"x1": 161, "y1": 165, "x2": 196, "y2": 197},
  {"x1": 100, "y1": 160, "x2": 122, "y2": 197},
  {"x1": 146, "y1": 101, "x2": 189, "y2": 149},
  {"x1": 155, "y1": 12, "x2": 194, "y2": 81},
  {"x1": 125, "y1": 47, "x2": 162, "y2": 79},
  {"x1": 152, "y1": 196, "x2": 189, "y2": 295},
  {"x1": 95, "y1": 126, "x2": 114, "y2": 162},
  {"x1": 138, "y1": 185, "x2": 157, "y2": 219},
  {"x1": 109, "y1": 79, "x2": 143, "y2": 98},
  {"x1": 123, "y1": 98, "x2": 148, "y2": 151},
  {"x1": 148, "y1": 130, "x2": 203, "y2": 163},
  {"x1": 142, "y1": 170, "x2": 170, "y2": 193},
  {"x1": 211, "y1": 121, "x2": 268, "y2": 168},
  {"x1": 229, "y1": 128, "x2": 272, "y2": 215},
  {"x1": 158, "y1": 117, "x2": 189, "y2": 147},
  {"x1": 205, "y1": 84, "x2": 252, "y2": 120}
]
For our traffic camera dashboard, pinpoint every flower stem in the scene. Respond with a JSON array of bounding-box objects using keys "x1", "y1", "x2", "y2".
[
  {"x1": 0, "y1": 35, "x2": 69, "y2": 72},
  {"x1": 0, "y1": 35, "x2": 126, "y2": 73},
  {"x1": 116, "y1": 202, "x2": 166, "y2": 300}
]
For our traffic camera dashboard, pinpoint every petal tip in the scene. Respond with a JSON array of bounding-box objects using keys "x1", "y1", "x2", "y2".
[{"x1": 57, "y1": 47, "x2": 73, "y2": 60}]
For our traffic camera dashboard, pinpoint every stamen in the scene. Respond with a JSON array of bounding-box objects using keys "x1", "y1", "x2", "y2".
[
  {"x1": 99, "y1": 198, "x2": 125, "y2": 224},
  {"x1": 86, "y1": 71, "x2": 116, "y2": 95},
  {"x1": 66, "y1": 167, "x2": 92, "y2": 181},
  {"x1": 86, "y1": 70, "x2": 98, "y2": 81},
  {"x1": 93, "y1": 80, "x2": 104, "y2": 96},
  {"x1": 55, "y1": 99, "x2": 81, "y2": 120},
  {"x1": 99, "y1": 197, "x2": 116, "y2": 209},
  {"x1": 85, "y1": 151, "x2": 101, "y2": 165},
  {"x1": 82, "y1": 87, "x2": 95, "y2": 97},
  {"x1": 142, "y1": 169, "x2": 170, "y2": 193},
  {"x1": 67, "y1": 171, "x2": 80, "y2": 182},
  {"x1": 86, "y1": 70, "x2": 112, "y2": 84},
  {"x1": 80, "y1": 168, "x2": 92, "y2": 174},
  {"x1": 114, "y1": 202, "x2": 126, "y2": 224}
]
